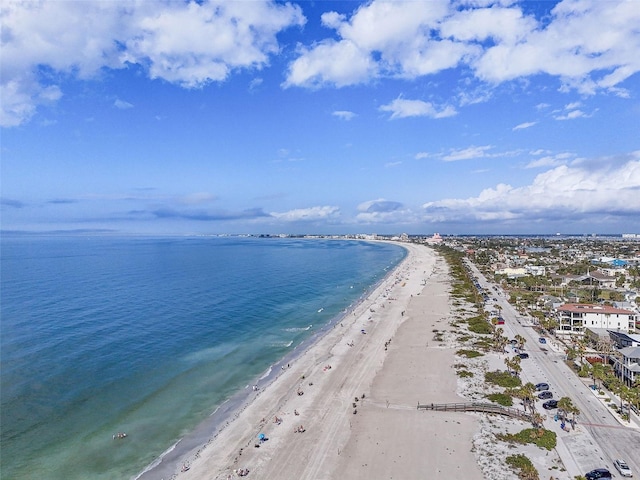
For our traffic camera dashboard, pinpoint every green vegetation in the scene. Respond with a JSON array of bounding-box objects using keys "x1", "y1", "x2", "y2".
[
  {"x1": 473, "y1": 338, "x2": 493, "y2": 351},
  {"x1": 457, "y1": 370, "x2": 474, "y2": 378},
  {"x1": 456, "y1": 349, "x2": 484, "y2": 358},
  {"x1": 467, "y1": 315, "x2": 493, "y2": 334},
  {"x1": 496, "y1": 428, "x2": 557, "y2": 450},
  {"x1": 485, "y1": 370, "x2": 522, "y2": 388},
  {"x1": 506, "y1": 454, "x2": 539, "y2": 480},
  {"x1": 486, "y1": 392, "x2": 513, "y2": 406}
]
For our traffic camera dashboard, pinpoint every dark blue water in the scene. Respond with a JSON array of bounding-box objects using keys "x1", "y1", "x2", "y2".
[{"x1": 0, "y1": 236, "x2": 405, "y2": 479}]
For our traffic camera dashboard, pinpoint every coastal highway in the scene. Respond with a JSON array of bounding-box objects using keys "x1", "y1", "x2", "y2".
[{"x1": 466, "y1": 261, "x2": 640, "y2": 478}]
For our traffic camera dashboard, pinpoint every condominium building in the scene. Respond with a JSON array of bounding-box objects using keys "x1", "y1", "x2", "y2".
[{"x1": 555, "y1": 303, "x2": 637, "y2": 336}]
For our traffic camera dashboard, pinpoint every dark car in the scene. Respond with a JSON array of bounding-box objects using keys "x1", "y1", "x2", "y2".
[
  {"x1": 538, "y1": 391, "x2": 553, "y2": 400},
  {"x1": 585, "y1": 468, "x2": 612, "y2": 479},
  {"x1": 543, "y1": 399, "x2": 558, "y2": 410},
  {"x1": 535, "y1": 382, "x2": 549, "y2": 391},
  {"x1": 518, "y1": 353, "x2": 529, "y2": 359},
  {"x1": 539, "y1": 337, "x2": 547, "y2": 344}
]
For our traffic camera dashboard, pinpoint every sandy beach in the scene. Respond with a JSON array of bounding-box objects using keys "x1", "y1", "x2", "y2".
[{"x1": 164, "y1": 242, "x2": 483, "y2": 480}]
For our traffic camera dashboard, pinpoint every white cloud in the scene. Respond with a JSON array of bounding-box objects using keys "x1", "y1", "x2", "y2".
[
  {"x1": 283, "y1": 39, "x2": 375, "y2": 88},
  {"x1": 1, "y1": 0, "x2": 305, "y2": 127},
  {"x1": 443, "y1": 145, "x2": 493, "y2": 161},
  {"x1": 473, "y1": 0, "x2": 640, "y2": 93},
  {"x1": 270, "y1": 205, "x2": 340, "y2": 222},
  {"x1": 513, "y1": 121, "x2": 536, "y2": 131},
  {"x1": 114, "y1": 99, "x2": 133, "y2": 109},
  {"x1": 422, "y1": 151, "x2": 640, "y2": 223},
  {"x1": 379, "y1": 98, "x2": 457, "y2": 119},
  {"x1": 332, "y1": 110, "x2": 356, "y2": 121},
  {"x1": 525, "y1": 152, "x2": 576, "y2": 169},
  {"x1": 285, "y1": 0, "x2": 640, "y2": 98},
  {"x1": 554, "y1": 109, "x2": 588, "y2": 121},
  {"x1": 529, "y1": 149, "x2": 551, "y2": 156}
]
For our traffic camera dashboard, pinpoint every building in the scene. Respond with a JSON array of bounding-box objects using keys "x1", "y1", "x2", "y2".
[
  {"x1": 555, "y1": 303, "x2": 637, "y2": 336},
  {"x1": 613, "y1": 346, "x2": 640, "y2": 386}
]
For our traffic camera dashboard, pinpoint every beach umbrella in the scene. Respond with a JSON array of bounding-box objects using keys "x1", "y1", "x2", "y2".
[{"x1": 258, "y1": 433, "x2": 265, "y2": 440}]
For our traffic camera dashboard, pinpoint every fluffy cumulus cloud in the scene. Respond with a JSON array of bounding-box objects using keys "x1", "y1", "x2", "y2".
[
  {"x1": 0, "y1": 0, "x2": 305, "y2": 126},
  {"x1": 422, "y1": 151, "x2": 640, "y2": 225},
  {"x1": 285, "y1": 0, "x2": 640, "y2": 96}
]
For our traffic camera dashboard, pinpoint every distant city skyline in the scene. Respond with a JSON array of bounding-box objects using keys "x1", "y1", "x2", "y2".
[{"x1": 2, "y1": 0, "x2": 639, "y2": 235}]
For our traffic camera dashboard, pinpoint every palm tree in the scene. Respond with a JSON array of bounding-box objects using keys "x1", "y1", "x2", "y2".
[
  {"x1": 511, "y1": 355, "x2": 522, "y2": 376},
  {"x1": 515, "y1": 334, "x2": 526, "y2": 351},
  {"x1": 493, "y1": 331, "x2": 508, "y2": 355},
  {"x1": 557, "y1": 397, "x2": 579, "y2": 428},
  {"x1": 591, "y1": 362, "x2": 607, "y2": 390},
  {"x1": 620, "y1": 386, "x2": 634, "y2": 421},
  {"x1": 520, "y1": 382, "x2": 537, "y2": 414},
  {"x1": 504, "y1": 356, "x2": 515, "y2": 374}
]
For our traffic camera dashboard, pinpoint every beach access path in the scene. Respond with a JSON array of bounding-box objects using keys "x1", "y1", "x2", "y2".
[{"x1": 178, "y1": 243, "x2": 482, "y2": 480}]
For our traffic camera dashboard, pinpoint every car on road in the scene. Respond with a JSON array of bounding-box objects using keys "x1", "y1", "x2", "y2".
[
  {"x1": 538, "y1": 391, "x2": 553, "y2": 399},
  {"x1": 535, "y1": 382, "x2": 549, "y2": 391},
  {"x1": 518, "y1": 352, "x2": 529, "y2": 359},
  {"x1": 585, "y1": 468, "x2": 612, "y2": 479},
  {"x1": 539, "y1": 337, "x2": 547, "y2": 344},
  {"x1": 614, "y1": 459, "x2": 633, "y2": 477},
  {"x1": 542, "y1": 399, "x2": 558, "y2": 410}
]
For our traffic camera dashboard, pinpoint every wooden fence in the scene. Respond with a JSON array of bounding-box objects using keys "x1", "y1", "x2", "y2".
[{"x1": 417, "y1": 401, "x2": 533, "y2": 424}]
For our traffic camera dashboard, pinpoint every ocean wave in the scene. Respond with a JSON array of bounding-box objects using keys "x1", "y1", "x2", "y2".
[
  {"x1": 258, "y1": 366, "x2": 273, "y2": 381},
  {"x1": 282, "y1": 324, "x2": 312, "y2": 332}
]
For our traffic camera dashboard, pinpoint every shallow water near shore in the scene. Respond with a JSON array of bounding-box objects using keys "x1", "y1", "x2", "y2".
[{"x1": 1, "y1": 236, "x2": 405, "y2": 479}]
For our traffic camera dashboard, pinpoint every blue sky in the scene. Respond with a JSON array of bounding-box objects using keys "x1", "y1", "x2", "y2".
[{"x1": 1, "y1": 0, "x2": 639, "y2": 235}]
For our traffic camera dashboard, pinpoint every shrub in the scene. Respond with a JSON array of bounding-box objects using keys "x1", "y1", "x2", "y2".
[
  {"x1": 485, "y1": 370, "x2": 522, "y2": 388},
  {"x1": 487, "y1": 393, "x2": 513, "y2": 406},
  {"x1": 467, "y1": 315, "x2": 493, "y2": 334},
  {"x1": 506, "y1": 454, "x2": 539, "y2": 480},
  {"x1": 456, "y1": 349, "x2": 484, "y2": 358},
  {"x1": 457, "y1": 370, "x2": 474, "y2": 378},
  {"x1": 497, "y1": 428, "x2": 557, "y2": 451}
]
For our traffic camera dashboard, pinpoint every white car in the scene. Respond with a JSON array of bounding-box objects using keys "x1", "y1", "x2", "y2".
[{"x1": 614, "y1": 459, "x2": 633, "y2": 477}]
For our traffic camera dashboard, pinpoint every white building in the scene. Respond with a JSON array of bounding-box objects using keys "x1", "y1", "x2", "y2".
[{"x1": 555, "y1": 303, "x2": 637, "y2": 336}]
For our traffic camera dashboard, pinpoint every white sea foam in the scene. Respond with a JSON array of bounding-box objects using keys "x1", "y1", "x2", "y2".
[
  {"x1": 282, "y1": 324, "x2": 312, "y2": 332},
  {"x1": 133, "y1": 440, "x2": 181, "y2": 479},
  {"x1": 258, "y1": 366, "x2": 273, "y2": 381}
]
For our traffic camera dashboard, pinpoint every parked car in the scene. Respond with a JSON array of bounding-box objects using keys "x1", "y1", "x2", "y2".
[
  {"x1": 538, "y1": 391, "x2": 553, "y2": 400},
  {"x1": 539, "y1": 337, "x2": 547, "y2": 344},
  {"x1": 585, "y1": 468, "x2": 612, "y2": 479},
  {"x1": 535, "y1": 382, "x2": 549, "y2": 391},
  {"x1": 542, "y1": 399, "x2": 558, "y2": 410},
  {"x1": 518, "y1": 353, "x2": 529, "y2": 359},
  {"x1": 614, "y1": 459, "x2": 633, "y2": 477}
]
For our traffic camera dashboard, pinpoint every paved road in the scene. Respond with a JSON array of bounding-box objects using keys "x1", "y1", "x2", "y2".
[{"x1": 467, "y1": 261, "x2": 640, "y2": 478}]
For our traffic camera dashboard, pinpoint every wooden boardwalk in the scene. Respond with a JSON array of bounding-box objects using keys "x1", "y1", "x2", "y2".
[{"x1": 417, "y1": 401, "x2": 534, "y2": 424}]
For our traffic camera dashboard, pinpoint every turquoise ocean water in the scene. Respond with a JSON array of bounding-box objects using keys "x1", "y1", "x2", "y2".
[{"x1": 0, "y1": 236, "x2": 405, "y2": 479}]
